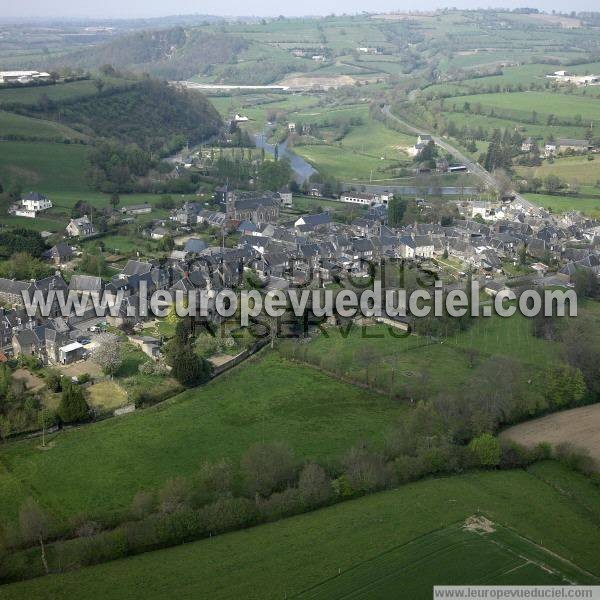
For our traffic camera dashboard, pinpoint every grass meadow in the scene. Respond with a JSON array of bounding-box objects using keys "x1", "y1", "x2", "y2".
[
  {"x1": 280, "y1": 312, "x2": 565, "y2": 400},
  {"x1": 0, "y1": 110, "x2": 86, "y2": 141},
  {"x1": 0, "y1": 352, "x2": 404, "y2": 525},
  {"x1": 1, "y1": 463, "x2": 598, "y2": 599},
  {"x1": 517, "y1": 155, "x2": 600, "y2": 186},
  {"x1": 524, "y1": 193, "x2": 600, "y2": 219},
  {"x1": 453, "y1": 91, "x2": 600, "y2": 124}
]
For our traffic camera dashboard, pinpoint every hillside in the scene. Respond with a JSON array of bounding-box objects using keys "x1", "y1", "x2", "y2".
[
  {"x1": 6, "y1": 79, "x2": 222, "y2": 151},
  {"x1": 51, "y1": 27, "x2": 249, "y2": 81}
]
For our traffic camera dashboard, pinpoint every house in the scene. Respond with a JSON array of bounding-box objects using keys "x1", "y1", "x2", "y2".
[
  {"x1": 68, "y1": 275, "x2": 103, "y2": 296},
  {"x1": 294, "y1": 213, "x2": 332, "y2": 230},
  {"x1": 483, "y1": 281, "x2": 506, "y2": 297},
  {"x1": 556, "y1": 139, "x2": 591, "y2": 153},
  {"x1": 0, "y1": 70, "x2": 51, "y2": 84},
  {"x1": 0, "y1": 278, "x2": 31, "y2": 306},
  {"x1": 398, "y1": 236, "x2": 434, "y2": 259},
  {"x1": 308, "y1": 184, "x2": 324, "y2": 197},
  {"x1": 214, "y1": 185, "x2": 230, "y2": 207},
  {"x1": 121, "y1": 203, "x2": 152, "y2": 215},
  {"x1": 197, "y1": 210, "x2": 227, "y2": 227},
  {"x1": 288, "y1": 123, "x2": 296, "y2": 132},
  {"x1": 43, "y1": 242, "x2": 73, "y2": 265},
  {"x1": 546, "y1": 139, "x2": 590, "y2": 156},
  {"x1": 408, "y1": 142, "x2": 427, "y2": 158},
  {"x1": 183, "y1": 238, "x2": 208, "y2": 255},
  {"x1": 58, "y1": 341, "x2": 85, "y2": 364},
  {"x1": 521, "y1": 137, "x2": 534, "y2": 152},
  {"x1": 544, "y1": 142, "x2": 557, "y2": 156},
  {"x1": 278, "y1": 187, "x2": 293, "y2": 207},
  {"x1": 150, "y1": 227, "x2": 169, "y2": 240},
  {"x1": 12, "y1": 326, "x2": 70, "y2": 364},
  {"x1": 172, "y1": 201, "x2": 202, "y2": 225},
  {"x1": 128, "y1": 335, "x2": 162, "y2": 360},
  {"x1": 12, "y1": 191, "x2": 53, "y2": 217},
  {"x1": 121, "y1": 260, "x2": 153, "y2": 277},
  {"x1": 340, "y1": 192, "x2": 375, "y2": 205},
  {"x1": 66, "y1": 215, "x2": 96, "y2": 238}
]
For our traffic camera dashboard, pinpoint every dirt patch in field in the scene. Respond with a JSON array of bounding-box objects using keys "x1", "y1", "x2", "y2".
[
  {"x1": 501, "y1": 404, "x2": 600, "y2": 467},
  {"x1": 464, "y1": 515, "x2": 495, "y2": 534},
  {"x1": 526, "y1": 13, "x2": 581, "y2": 28},
  {"x1": 278, "y1": 74, "x2": 362, "y2": 90},
  {"x1": 58, "y1": 360, "x2": 104, "y2": 379},
  {"x1": 12, "y1": 368, "x2": 44, "y2": 391}
]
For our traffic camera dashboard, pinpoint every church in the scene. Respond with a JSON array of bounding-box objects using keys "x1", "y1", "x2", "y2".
[{"x1": 225, "y1": 191, "x2": 281, "y2": 224}]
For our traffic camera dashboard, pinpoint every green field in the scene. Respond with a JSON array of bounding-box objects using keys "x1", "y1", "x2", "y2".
[
  {"x1": 517, "y1": 156, "x2": 600, "y2": 186},
  {"x1": 281, "y1": 314, "x2": 563, "y2": 398},
  {"x1": 454, "y1": 91, "x2": 600, "y2": 124},
  {"x1": 292, "y1": 112, "x2": 415, "y2": 181},
  {"x1": 0, "y1": 140, "x2": 90, "y2": 192},
  {"x1": 2, "y1": 463, "x2": 598, "y2": 599},
  {"x1": 0, "y1": 352, "x2": 404, "y2": 525},
  {"x1": 299, "y1": 522, "x2": 584, "y2": 598},
  {"x1": 524, "y1": 193, "x2": 600, "y2": 219},
  {"x1": 0, "y1": 78, "x2": 130, "y2": 106},
  {"x1": 219, "y1": 100, "x2": 418, "y2": 182},
  {"x1": 440, "y1": 110, "x2": 587, "y2": 144},
  {"x1": 0, "y1": 110, "x2": 86, "y2": 141}
]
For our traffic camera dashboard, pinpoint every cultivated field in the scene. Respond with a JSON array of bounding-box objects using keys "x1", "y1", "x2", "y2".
[
  {"x1": 501, "y1": 403, "x2": 600, "y2": 467},
  {"x1": 2, "y1": 464, "x2": 598, "y2": 599},
  {"x1": 299, "y1": 521, "x2": 590, "y2": 598}
]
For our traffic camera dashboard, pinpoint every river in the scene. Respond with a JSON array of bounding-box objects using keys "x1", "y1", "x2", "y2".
[{"x1": 254, "y1": 131, "x2": 317, "y2": 184}]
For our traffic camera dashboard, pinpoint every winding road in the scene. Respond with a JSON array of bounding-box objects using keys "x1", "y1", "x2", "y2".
[{"x1": 381, "y1": 105, "x2": 539, "y2": 214}]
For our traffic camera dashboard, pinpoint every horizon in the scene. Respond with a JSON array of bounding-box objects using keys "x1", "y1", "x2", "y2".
[{"x1": 1, "y1": 3, "x2": 599, "y2": 22}]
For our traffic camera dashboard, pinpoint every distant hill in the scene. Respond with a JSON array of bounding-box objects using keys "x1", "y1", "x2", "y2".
[
  {"x1": 8, "y1": 79, "x2": 222, "y2": 151},
  {"x1": 51, "y1": 27, "x2": 249, "y2": 80}
]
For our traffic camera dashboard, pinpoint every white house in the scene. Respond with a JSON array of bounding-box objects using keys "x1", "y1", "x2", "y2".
[
  {"x1": 398, "y1": 236, "x2": 434, "y2": 259},
  {"x1": 12, "y1": 192, "x2": 53, "y2": 218},
  {"x1": 0, "y1": 70, "x2": 51, "y2": 84},
  {"x1": 340, "y1": 192, "x2": 375, "y2": 205}
]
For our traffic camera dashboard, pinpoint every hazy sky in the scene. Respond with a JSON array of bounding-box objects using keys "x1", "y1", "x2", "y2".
[{"x1": 2, "y1": 1, "x2": 596, "y2": 20}]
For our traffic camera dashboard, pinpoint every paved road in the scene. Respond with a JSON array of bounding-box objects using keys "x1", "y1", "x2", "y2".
[{"x1": 381, "y1": 105, "x2": 539, "y2": 214}]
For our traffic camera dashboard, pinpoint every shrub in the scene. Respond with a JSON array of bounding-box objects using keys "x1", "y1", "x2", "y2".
[
  {"x1": 158, "y1": 477, "x2": 191, "y2": 514},
  {"x1": 44, "y1": 369, "x2": 62, "y2": 392},
  {"x1": 77, "y1": 373, "x2": 91, "y2": 385},
  {"x1": 200, "y1": 496, "x2": 257, "y2": 534},
  {"x1": 131, "y1": 490, "x2": 156, "y2": 520},
  {"x1": 341, "y1": 446, "x2": 394, "y2": 493},
  {"x1": 554, "y1": 442, "x2": 596, "y2": 475},
  {"x1": 138, "y1": 361, "x2": 155, "y2": 375},
  {"x1": 195, "y1": 459, "x2": 234, "y2": 505},
  {"x1": 241, "y1": 442, "x2": 296, "y2": 497},
  {"x1": 298, "y1": 463, "x2": 333, "y2": 507},
  {"x1": 256, "y1": 487, "x2": 302, "y2": 520},
  {"x1": 57, "y1": 382, "x2": 89, "y2": 424},
  {"x1": 169, "y1": 345, "x2": 212, "y2": 387},
  {"x1": 468, "y1": 433, "x2": 501, "y2": 467},
  {"x1": 499, "y1": 439, "x2": 535, "y2": 469},
  {"x1": 393, "y1": 454, "x2": 428, "y2": 484}
]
